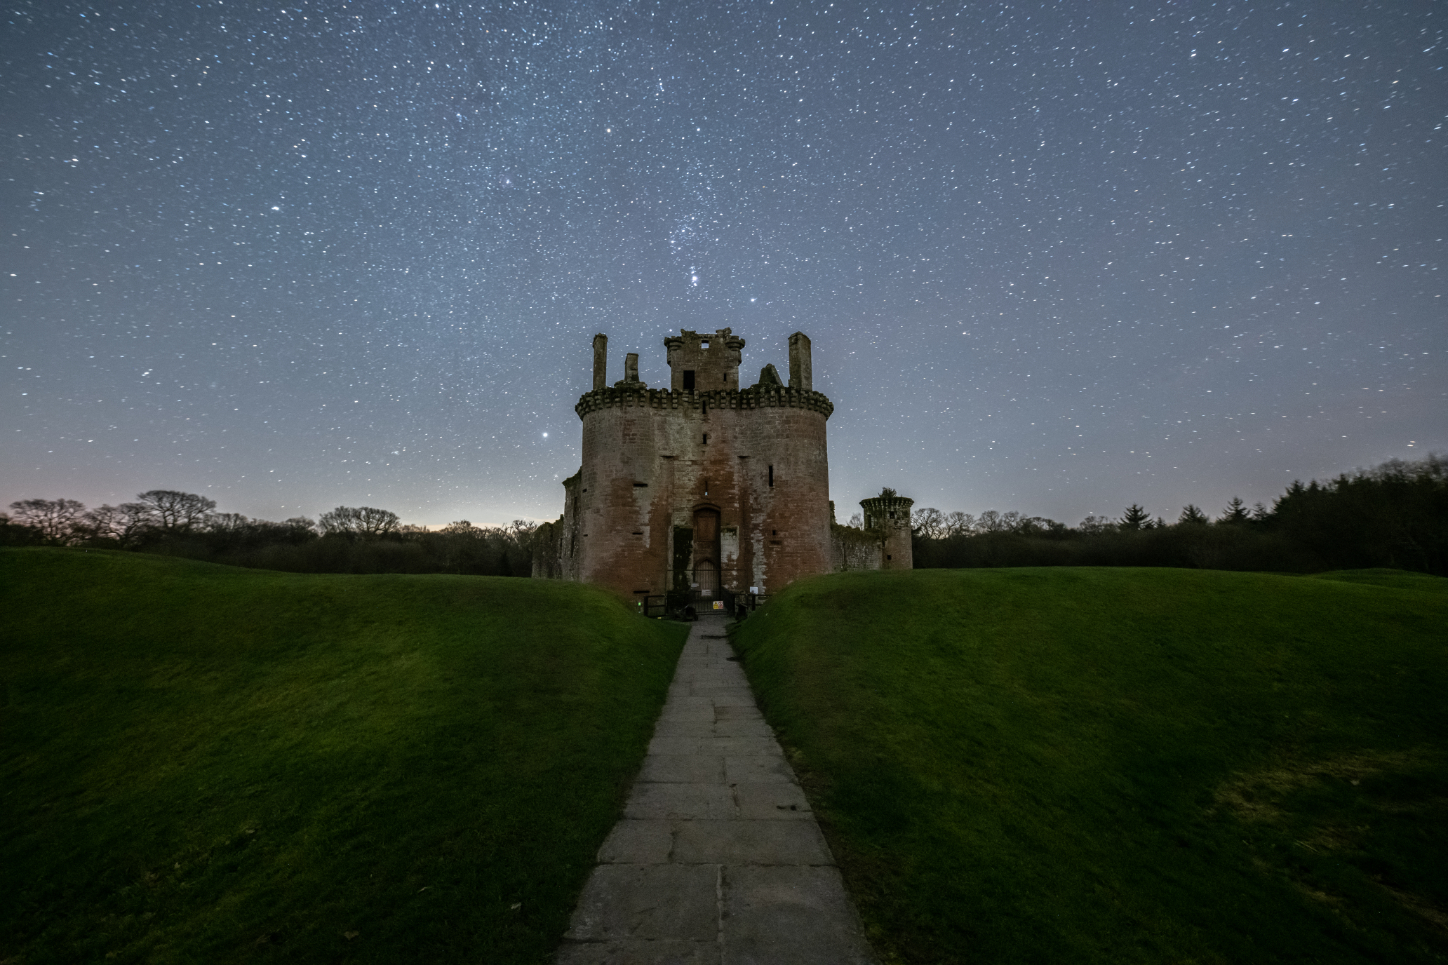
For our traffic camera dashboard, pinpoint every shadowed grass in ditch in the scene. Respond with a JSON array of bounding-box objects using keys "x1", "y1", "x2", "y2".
[
  {"x1": 0, "y1": 548, "x2": 688, "y2": 965},
  {"x1": 731, "y1": 567, "x2": 1448, "y2": 965}
]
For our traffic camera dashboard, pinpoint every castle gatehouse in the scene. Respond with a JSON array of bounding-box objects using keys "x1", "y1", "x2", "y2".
[{"x1": 533, "y1": 328, "x2": 911, "y2": 601}]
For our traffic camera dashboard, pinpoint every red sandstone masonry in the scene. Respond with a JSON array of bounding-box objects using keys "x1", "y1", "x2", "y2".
[
  {"x1": 567, "y1": 330, "x2": 832, "y2": 600},
  {"x1": 535, "y1": 328, "x2": 905, "y2": 600}
]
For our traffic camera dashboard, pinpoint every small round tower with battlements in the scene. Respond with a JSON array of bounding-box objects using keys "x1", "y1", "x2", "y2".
[{"x1": 859, "y1": 490, "x2": 915, "y2": 570}]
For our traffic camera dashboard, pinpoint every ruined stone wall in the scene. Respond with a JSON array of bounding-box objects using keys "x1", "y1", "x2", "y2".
[
  {"x1": 664, "y1": 329, "x2": 745, "y2": 392},
  {"x1": 531, "y1": 520, "x2": 562, "y2": 579},
  {"x1": 531, "y1": 470, "x2": 583, "y2": 580},
  {"x1": 825, "y1": 494, "x2": 919, "y2": 573},
  {"x1": 558, "y1": 471, "x2": 582, "y2": 581},
  {"x1": 831, "y1": 523, "x2": 883, "y2": 572}
]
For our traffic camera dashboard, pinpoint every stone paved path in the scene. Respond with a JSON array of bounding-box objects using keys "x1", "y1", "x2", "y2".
[{"x1": 556, "y1": 614, "x2": 876, "y2": 965}]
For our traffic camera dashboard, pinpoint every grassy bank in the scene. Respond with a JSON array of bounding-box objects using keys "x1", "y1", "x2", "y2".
[
  {"x1": 0, "y1": 548, "x2": 687, "y2": 965},
  {"x1": 731, "y1": 567, "x2": 1448, "y2": 964}
]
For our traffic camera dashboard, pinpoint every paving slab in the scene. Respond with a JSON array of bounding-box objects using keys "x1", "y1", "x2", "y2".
[
  {"x1": 626, "y1": 783, "x2": 737, "y2": 820},
  {"x1": 712, "y1": 704, "x2": 763, "y2": 721},
  {"x1": 648, "y1": 736, "x2": 786, "y2": 758},
  {"x1": 723, "y1": 756, "x2": 797, "y2": 786},
  {"x1": 668, "y1": 818, "x2": 834, "y2": 865},
  {"x1": 712, "y1": 719, "x2": 775, "y2": 739},
  {"x1": 598, "y1": 820, "x2": 675, "y2": 864},
  {"x1": 638, "y1": 754, "x2": 727, "y2": 784},
  {"x1": 731, "y1": 783, "x2": 813, "y2": 820},
  {"x1": 567, "y1": 864, "x2": 718, "y2": 941},
  {"x1": 557, "y1": 939, "x2": 721, "y2": 965},
  {"x1": 722, "y1": 866, "x2": 877, "y2": 965},
  {"x1": 558, "y1": 616, "x2": 876, "y2": 964}
]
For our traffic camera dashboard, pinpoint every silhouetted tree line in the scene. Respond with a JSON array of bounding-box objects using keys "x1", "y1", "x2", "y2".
[
  {"x1": 909, "y1": 455, "x2": 1448, "y2": 576},
  {"x1": 0, "y1": 489, "x2": 537, "y2": 576},
  {"x1": 7, "y1": 455, "x2": 1443, "y2": 577}
]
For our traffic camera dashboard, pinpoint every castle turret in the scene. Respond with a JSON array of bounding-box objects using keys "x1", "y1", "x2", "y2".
[
  {"x1": 664, "y1": 328, "x2": 745, "y2": 392},
  {"x1": 859, "y1": 491, "x2": 914, "y2": 570}
]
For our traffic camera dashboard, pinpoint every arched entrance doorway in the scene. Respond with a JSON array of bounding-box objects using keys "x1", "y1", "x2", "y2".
[{"x1": 692, "y1": 508, "x2": 721, "y2": 598}]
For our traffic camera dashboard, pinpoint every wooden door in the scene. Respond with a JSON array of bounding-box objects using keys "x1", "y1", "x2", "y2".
[{"x1": 693, "y1": 509, "x2": 721, "y2": 596}]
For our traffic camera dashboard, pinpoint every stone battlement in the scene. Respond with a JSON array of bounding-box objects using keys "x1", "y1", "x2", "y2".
[
  {"x1": 574, "y1": 384, "x2": 835, "y2": 419},
  {"x1": 859, "y1": 494, "x2": 915, "y2": 530}
]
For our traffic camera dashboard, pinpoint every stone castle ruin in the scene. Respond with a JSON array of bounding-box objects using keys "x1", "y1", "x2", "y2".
[{"x1": 533, "y1": 328, "x2": 912, "y2": 601}]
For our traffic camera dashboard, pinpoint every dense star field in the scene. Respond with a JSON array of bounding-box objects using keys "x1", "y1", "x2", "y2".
[{"x1": 2, "y1": 0, "x2": 1443, "y2": 527}]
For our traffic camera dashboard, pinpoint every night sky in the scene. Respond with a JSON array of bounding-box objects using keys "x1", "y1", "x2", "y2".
[{"x1": 3, "y1": 0, "x2": 1443, "y2": 529}]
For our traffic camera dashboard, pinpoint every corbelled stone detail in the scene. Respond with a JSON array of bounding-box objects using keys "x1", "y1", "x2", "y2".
[{"x1": 574, "y1": 385, "x2": 835, "y2": 419}]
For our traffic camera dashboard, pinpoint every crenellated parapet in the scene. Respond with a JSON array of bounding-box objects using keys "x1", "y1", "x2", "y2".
[
  {"x1": 574, "y1": 384, "x2": 834, "y2": 419},
  {"x1": 860, "y1": 494, "x2": 915, "y2": 531}
]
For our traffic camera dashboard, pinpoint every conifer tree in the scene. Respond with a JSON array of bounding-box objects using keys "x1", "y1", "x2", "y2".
[
  {"x1": 1119, "y1": 504, "x2": 1151, "y2": 531},
  {"x1": 1219, "y1": 497, "x2": 1250, "y2": 525},
  {"x1": 1178, "y1": 504, "x2": 1209, "y2": 525}
]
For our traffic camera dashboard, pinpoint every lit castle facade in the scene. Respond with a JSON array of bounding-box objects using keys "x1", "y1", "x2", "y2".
[{"x1": 533, "y1": 328, "x2": 912, "y2": 601}]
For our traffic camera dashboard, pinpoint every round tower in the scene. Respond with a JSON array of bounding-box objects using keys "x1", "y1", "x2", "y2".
[{"x1": 859, "y1": 490, "x2": 914, "y2": 570}]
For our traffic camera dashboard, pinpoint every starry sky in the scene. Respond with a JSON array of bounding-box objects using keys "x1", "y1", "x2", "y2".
[{"x1": 3, "y1": 0, "x2": 1444, "y2": 528}]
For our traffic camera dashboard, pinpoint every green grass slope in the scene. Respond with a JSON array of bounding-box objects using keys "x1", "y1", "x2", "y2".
[
  {"x1": 0, "y1": 548, "x2": 688, "y2": 965},
  {"x1": 731, "y1": 567, "x2": 1448, "y2": 965},
  {"x1": 1306, "y1": 568, "x2": 1448, "y2": 594}
]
